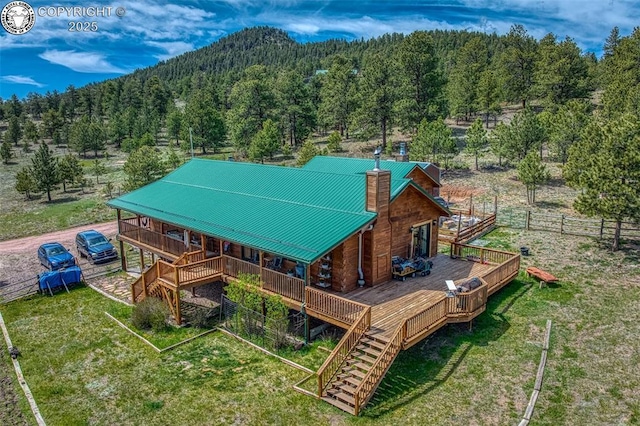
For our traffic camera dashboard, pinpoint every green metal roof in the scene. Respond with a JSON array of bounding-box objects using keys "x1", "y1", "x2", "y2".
[
  {"x1": 108, "y1": 159, "x2": 377, "y2": 264},
  {"x1": 303, "y1": 156, "x2": 440, "y2": 191}
]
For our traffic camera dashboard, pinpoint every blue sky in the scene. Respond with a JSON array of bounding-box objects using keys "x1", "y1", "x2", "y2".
[{"x1": 1, "y1": 0, "x2": 638, "y2": 99}]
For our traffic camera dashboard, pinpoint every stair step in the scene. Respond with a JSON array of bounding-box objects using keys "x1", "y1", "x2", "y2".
[
  {"x1": 342, "y1": 368, "x2": 366, "y2": 379},
  {"x1": 327, "y1": 389, "x2": 356, "y2": 406},
  {"x1": 340, "y1": 375, "x2": 362, "y2": 387},
  {"x1": 355, "y1": 353, "x2": 378, "y2": 365},
  {"x1": 356, "y1": 344, "x2": 382, "y2": 357},
  {"x1": 322, "y1": 396, "x2": 356, "y2": 415},
  {"x1": 337, "y1": 382, "x2": 357, "y2": 393},
  {"x1": 351, "y1": 362, "x2": 372, "y2": 372},
  {"x1": 361, "y1": 337, "x2": 388, "y2": 351}
]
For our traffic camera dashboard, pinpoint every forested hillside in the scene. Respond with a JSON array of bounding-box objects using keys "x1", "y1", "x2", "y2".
[{"x1": 1, "y1": 25, "x2": 638, "y2": 248}]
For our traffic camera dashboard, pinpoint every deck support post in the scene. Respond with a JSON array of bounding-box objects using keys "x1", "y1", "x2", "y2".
[
  {"x1": 175, "y1": 289, "x2": 182, "y2": 325},
  {"x1": 119, "y1": 240, "x2": 127, "y2": 272},
  {"x1": 259, "y1": 251, "x2": 264, "y2": 284},
  {"x1": 139, "y1": 248, "x2": 145, "y2": 272}
]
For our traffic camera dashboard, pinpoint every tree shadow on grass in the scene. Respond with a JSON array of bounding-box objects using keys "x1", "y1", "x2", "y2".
[
  {"x1": 533, "y1": 200, "x2": 567, "y2": 209},
  {"x1": 43, "y1": 196, "x2": 79, "y2": 204},
  {"x1": 361, "y1": 279, "x2": 534, "y2": 419}
]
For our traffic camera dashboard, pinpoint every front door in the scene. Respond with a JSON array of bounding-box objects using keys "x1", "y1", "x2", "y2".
[{"x1": 413, "y1": 223, "x2": 431, "y2": 258}]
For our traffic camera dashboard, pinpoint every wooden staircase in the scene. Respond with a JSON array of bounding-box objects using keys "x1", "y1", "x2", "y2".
[
  {"x1": 322, "y1": 332, "x2": 393, "y2": 414},
  {"x1": 130, "y1": 251, "x2": 223, "y2": 324}
]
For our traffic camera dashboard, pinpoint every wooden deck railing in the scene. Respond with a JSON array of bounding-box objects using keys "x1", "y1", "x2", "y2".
[
  {"x1": 455, "y1": 213, "x2": 496, "y2": 243},
  {"x1": 451, "y1": 242, "x2": 515, "y2": 264},
  {"x1": 447, "y1": 282, "x2": 488, "y2": 316},
  {"x1": 177, "y1": 257, "x2": 224, "y2": 285},
  {"x1": 119, "y1": 220, "x2": 187, "y2": 257},
  {"x1": 451, "y1": 243, "x2": 520, "y2": 295},
  {"x1": 317, "y1": 306, "x2": 371, "y2": 397},
  {"x1": 404, "y1": 297, "x2": 449, "y2": 342},
  {"x1": 223, "y1": 255, "x2": 261, "y2": 278},
  {"x1": 130, "y1": 262, "x2": 158, "y2": 303},
  {"x1": 306, "y1": 287, "x2": 370, "y2": 327},
  {"x1": 353, "y1": 323, "x2": 404, "y2": 415},
  {"x1": 261, "y1": 268, "x2": 305, "y2": 302}
]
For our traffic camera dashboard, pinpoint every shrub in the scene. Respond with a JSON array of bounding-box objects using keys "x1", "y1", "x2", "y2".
[
  {"x1": 132, "y1": 297, "x2": 169, "y2": 331},
  {"x1": 189, "y1": 307, "x2": 217, "y2": 329}
]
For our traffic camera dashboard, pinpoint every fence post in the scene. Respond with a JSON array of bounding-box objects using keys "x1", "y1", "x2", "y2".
[
  {"x1": 560, "y1": 215, "x2": 564, "y2": 235},
  {"x1": 600, "y1": 219, "x2": 605, "y2": 239},
  {"x1": 526, "y1": 210, "x2": 531, "y2": 230}
]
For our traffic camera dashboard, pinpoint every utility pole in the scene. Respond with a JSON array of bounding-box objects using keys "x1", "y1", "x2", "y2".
[{"x1": 189, "y1": 127, "x2": 194, "y2": 158}]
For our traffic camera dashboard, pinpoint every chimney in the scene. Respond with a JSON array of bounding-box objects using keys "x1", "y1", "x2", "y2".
[
  {"x1": 396, "y1": 142, "x2": 409, "y2": 162},
  {"x1": 365, "y1": 149, "x2": 392, "y2": 285}
]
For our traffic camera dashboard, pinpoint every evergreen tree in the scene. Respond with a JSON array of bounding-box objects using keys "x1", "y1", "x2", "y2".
[
  {"x1": 489, "y1": 122, "x2": 510, "y2": 167},
  {"x1": 31, "y1": 141, "x2": 60, "y2": 201},
  {"x1": 58, "y1": 153, "x2": 83, "y2": 192},
  {"x1": 326, "y1": 131, "x2": 342, "y2": 153},
  {"x1": 318, "y1": 55, "x2": 358, "y2": 139},
  {"x1": 603, "y1": 26, "x2": 620, "y2": 58},
  {"x1": 544, "y1": 100, "x2": 591, "y2": 164},
  {"x1": 70, "y1": 116, "x2": 103, "y2": 158},
  {"x1": 518, "y1": 151, "x2": 550, "y2": 204},
  {"x1": 6, "y1": 116, "x2": 21, "y2": 146},
  {"x1": 601, "y1": 28, "x2": 640, "y2": 119},
  {"x1": 165, "y1": 145, "x2": 183, "y2": 170},
  {"x1": 353, "y1": 52, "x2": 398, "y2": 147},
  {"x1": 249, "y1": 119, "x2": 280, "y2": 163},
  {"x1": 447, "y1": 36, "x2": 488, "y2": 122},
  {"x1": 275, "y1": 70, "x2": 315, "y2": 146},
  {"x1": 396, "y1": 31, "x2": 444, "y2": 129},
  {"x1": 296, "y1": 140, "x2": 320, "y2": 166},
  {"x1": 498, "y1": 24, "x2": 537, "y2": 108},
  {"x1": 15, "y1": 167, "x2": 37, "y2": 200},
  {"x1": 182, "y1": 89, "x2": 226, "y2": 154},
  {"x1": 41, "y1": 108, "x2": 64, "y2": 139},
  {"x1": 564, "y1": 114, "x2": 640, "y2": 251},
  {"x1": 123, "y1": 146, "x2": 166, "y2": 191},
  {"x1": 228, "y1": 65, "x2": 276, "y2": 155},
  {"x1": 166, "y1": 109, "x2": 183, "y2": 146},
  {"x1": 465, "y1": 118, "x2": 488, "y2": 170},
  {"x1": 410, "y1": 118, "x2": 452, "y2": 164},
  {"x1": 534, "y1": 34, "x2": 589, "y2": 106},
  {"x1": 24, "y1": 120, "x2": 39, "y2": 143},
  {"x1": 1, "y1": 139, "x2": 13, "y2": 164},
  {"x1": 477, "y1": 70, "x2": 501, "y2": 128},
  {"x1": 505, "y1": 108, "x2": 545, "y2": 161},
  {"x1": 91, "y1": 158, "x2": 107, "y2": 184}
]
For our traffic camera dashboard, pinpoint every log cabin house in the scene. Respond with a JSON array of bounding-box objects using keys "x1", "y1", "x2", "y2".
[{"x1": 108, "y1": 155, "x2": 520, "y2": 415}]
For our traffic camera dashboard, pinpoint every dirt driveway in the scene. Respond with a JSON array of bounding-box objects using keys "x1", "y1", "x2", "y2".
[{"x1": 0, "y1": 221, "x2": 118, "y2": 286}]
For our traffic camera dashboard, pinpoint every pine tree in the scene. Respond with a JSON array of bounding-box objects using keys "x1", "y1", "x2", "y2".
[
  {"x1": 498, "y1": 24, "x2": 537, "y2": 108},
  {"x1": 326, "y1": 131, "x2": 342, "y2": 153},
  {"x1": 518, "y1": 151, "x2": 550, "y2": 204},
  {"x1": 275, "y1": 70, "x2": 315, "y2": 146},
  {"x1": 15, "y1": 166, "x2": 37, "y2": 200},
  {"x1": 318, "y1": 55, "x2": 358, "y2": 139},
  {"x1": 489, "y1": 122, "x2": 510, "y2": 167},
  {"x1": 296, "y1": 140, "x2": 320, "y2": 167},
  {"x1": 1, "y1": 139, "x2": 13, "y2": 164},
  {"x1": 353, "y1": 52, "x2": 398, "y2": 147},
  {"x1": 564, "y1": 114, "x2": 640, "y2": 251},
  {"x1": 58, "y1": 153, "x2": 83, "y2": 192},
  {"x1": 505, "y1": 108, "x2": 545, "y2": 161},
  {"x1": 166, "y1": 109, "x2": 183, "y2": 146},
  {"x1": 465, "y1": 118, "x2": 487, "y2": 170},
  {"x1": 6, "y1": 116, "x2": 21, "y2": 146},
  {"x1": 249, "y1": 119, "x2": 280, "y2": 163},
  {"x1": 92, "y1": 158, "x2": 107, "y2": 184},
  {"x1": 410, "y1": 118, "x2": 452, "y2": 164},
  {"x1": 31, "y1": 141, "x2": 60, "y2": 201},
  {"x1": 447, "y1": 36, "x2": 488, "y2": 122},
  {"x1": 123, "y1": 146, "x2": 166, "y2": 191}
]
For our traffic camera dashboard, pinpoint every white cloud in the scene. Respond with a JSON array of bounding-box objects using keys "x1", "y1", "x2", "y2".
[
  {"x1": 1, "y1": 75, "x2": 45, "y2": 87},
  {"x1": 146, "y1": 41, "x2": 195, "y2": 60},
  {"x1": 38, "y1": 50, "x2": 127, "y2": 74}
]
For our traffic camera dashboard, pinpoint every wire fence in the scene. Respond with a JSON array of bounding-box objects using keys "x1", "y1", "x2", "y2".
[
  {"x1": 219, "y1": 295, "x2": 305, "y2": 355},
  {"x1": 0, "y1": 263, "x2": 122, "y2": 304},
  {"x1": 497, "y1": 208, "x2": 640, "y2": 241}
]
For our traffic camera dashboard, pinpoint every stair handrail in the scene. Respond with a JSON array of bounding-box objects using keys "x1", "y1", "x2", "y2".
[
  {"x1": 352, "y1": 322, "x2": 405, "y2": 415},
  {"x1": 317, "y1": 306, "x2": 371, "y2": 397}
]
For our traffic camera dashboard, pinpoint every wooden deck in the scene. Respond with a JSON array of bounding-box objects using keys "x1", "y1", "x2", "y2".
[{"x1": 336, "y1": 255, "x2": 493, "y2": 338}]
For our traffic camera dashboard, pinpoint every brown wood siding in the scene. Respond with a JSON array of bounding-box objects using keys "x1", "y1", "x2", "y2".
[
  {"x1": 407, "y1": 168, "x2": 437, "y2": 196},
  {"x1": 365, "y1": 170, "x2": 392, "y2": 286},
  {"x1": 329, "y1": 234, "x2": 360, "y2": 292},
  {"x1": 390, "y1": 185, "x2": 441, "y2": 259}
]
